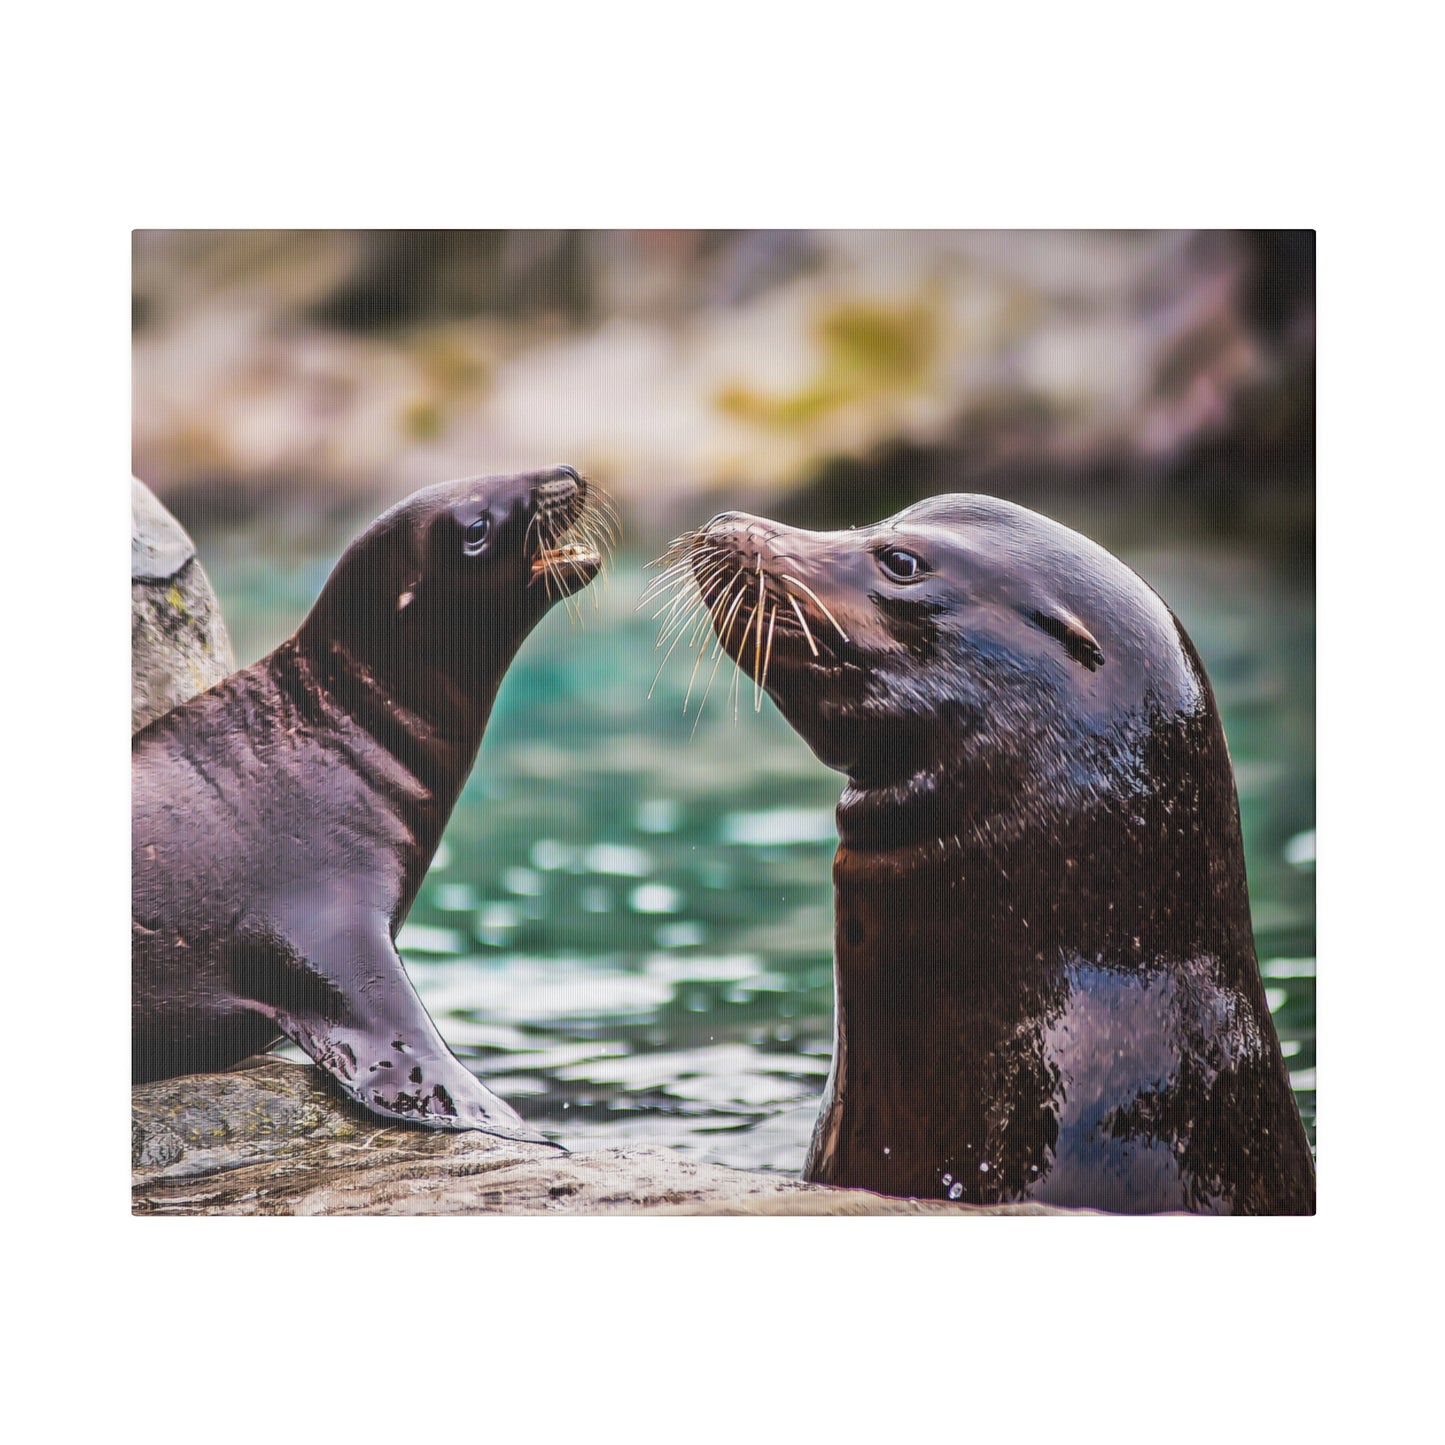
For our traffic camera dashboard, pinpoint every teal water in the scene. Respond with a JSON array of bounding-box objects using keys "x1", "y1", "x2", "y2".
[{"x1": 199, "y1": 505, "x2": 1316, "y2": 1171}]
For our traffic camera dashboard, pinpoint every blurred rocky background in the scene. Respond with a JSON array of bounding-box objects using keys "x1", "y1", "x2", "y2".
[{"x1": 132, "y1": 229, "x2": 1314, "y2": 550}]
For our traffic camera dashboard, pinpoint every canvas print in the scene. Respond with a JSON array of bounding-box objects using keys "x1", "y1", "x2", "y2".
[{"x1": 131, "y1": 229, "x2": 1316, "y2": 1214}]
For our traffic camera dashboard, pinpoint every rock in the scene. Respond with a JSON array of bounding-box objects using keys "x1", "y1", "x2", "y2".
[
  {"x1": 131, "y1": 1060, "x2": 1085, "y2": 1216},
  {"x1": 132, "y1": 477, "x2": 235, "y2": 732}
]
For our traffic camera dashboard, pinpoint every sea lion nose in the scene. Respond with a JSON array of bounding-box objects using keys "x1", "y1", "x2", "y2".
[{"x1": 535, "y1": 465, "x2": 585, "y2": 508}]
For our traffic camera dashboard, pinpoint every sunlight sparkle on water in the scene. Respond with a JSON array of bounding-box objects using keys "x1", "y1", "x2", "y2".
[
  {"x1": 636, "y1": 799, "x2": 681, "y2": 833},
  {"x1": 530, "y1": 839, "x2": 575, "y2": 871},
  {"x1": 396, "y1": 923, "x2": 464, "y2": 955},
  {"x1": 720, "y1": 808, "x2": 837, "y2": 846},
  {"x1": 583, "y1": 843, "x2": 654, "y2": 876},
  {"x1": 630, "y1": 883, "x2": 683, "y2": 914},
  {"x1": 1284, "y1": 829, "x2": 1317, "y2": 869}
]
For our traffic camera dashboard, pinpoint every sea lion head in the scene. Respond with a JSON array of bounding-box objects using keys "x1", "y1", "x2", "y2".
[
  {"x1": 298, "y1": 465, "x2": 615, "y2": 697},
  {"x1": 678, "y1": 494, "x2": 1203, "y2": 839}
]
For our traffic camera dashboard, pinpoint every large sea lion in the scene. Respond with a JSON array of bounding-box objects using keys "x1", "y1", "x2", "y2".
[
  {"x1": 133, "y1": 466, "x2": 614, "y2": 1142},
  {"x1": 656, "y1": 494, "x2": 1315, "y2": 1212}
]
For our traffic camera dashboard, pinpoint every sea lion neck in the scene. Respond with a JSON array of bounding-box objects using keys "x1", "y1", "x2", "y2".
[
  {"x1": 816, "y1": 702, "x2": 1309, "y2": 1210},
  {"x1": 292, "y1": 599, "x2": 482, "y2": 757},
  {"x1": 293, "y1": 584, "x2": 524, "y2": 737},
  {"x1": 834, "y1": 753, "x2": 1039, "y2": 860}
]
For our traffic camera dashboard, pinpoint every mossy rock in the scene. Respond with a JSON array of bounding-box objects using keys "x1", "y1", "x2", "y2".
[{"x1": 132, "y1": 477, "x2": 235, "y2": 732}]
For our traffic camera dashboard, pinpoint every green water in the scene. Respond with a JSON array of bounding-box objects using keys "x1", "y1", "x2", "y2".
[{"x1": 198, "y1": 506, "x2": 1316, "y2": 1171}]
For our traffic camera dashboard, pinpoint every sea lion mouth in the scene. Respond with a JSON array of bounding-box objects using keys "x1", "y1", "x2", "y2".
[
  {"x1": 527, "y1": 474, "x2": 617, "y2": 599},
  {"x1": 530, "y1": 540, "x2": 603, "y2": 588}
]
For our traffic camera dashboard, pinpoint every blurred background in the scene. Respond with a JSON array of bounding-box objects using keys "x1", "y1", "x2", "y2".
[{"x1": 132, "y1": 228, "x2": 1315, "y2": 1167}]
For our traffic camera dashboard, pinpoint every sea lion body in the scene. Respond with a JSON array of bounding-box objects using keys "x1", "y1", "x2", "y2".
[
  {"x1": 133, "y1": 466, "x2": 608, "y2": 1141},
  {"x1": 676, "y1": 494, "x2": 1314, "y2": 1212}
]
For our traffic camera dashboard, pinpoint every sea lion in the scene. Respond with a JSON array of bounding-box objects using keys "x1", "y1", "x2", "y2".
[
  {"x1": 133, "y1": 465, "x2": 614, "y2": 1142},
  {"x1": 655, "y1": 494, "x2": 1315, "y2": 1213}
]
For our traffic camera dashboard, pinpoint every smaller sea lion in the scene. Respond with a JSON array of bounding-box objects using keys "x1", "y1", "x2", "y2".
[
  {"x1": 653, "y1": 494, "x2": 1315, "y2": 1213},
  {"x1": 133, "y1": 466, "x2": 615, "y2": 1142}
]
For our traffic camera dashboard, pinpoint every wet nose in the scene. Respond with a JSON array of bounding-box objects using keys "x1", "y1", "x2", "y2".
[{"x1": 535, "y1": 465, "x2": 585, "y2": 508}]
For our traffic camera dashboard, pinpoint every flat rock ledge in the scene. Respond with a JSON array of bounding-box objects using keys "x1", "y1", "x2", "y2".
[{"x1": 132, "y1": 1060, "x2": 1086, "y2": 1217}]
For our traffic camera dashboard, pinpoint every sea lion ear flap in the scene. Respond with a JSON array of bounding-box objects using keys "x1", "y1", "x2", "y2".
[{"x1": 1028, "y1": 606, "x2": 1106, "y2": 671}]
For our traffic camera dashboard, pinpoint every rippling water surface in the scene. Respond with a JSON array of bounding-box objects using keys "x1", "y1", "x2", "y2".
[{"x1": 201, "y1": 503, "x2": 1315, "y2": 1171}]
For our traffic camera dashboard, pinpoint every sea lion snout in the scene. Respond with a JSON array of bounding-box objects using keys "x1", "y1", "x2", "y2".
[
  {"x1": 690, "y1": 511, "x2": 860, "y2": 658},
  {"x1": 526, "y1": 465, "x2": 613, "y2": 594}
]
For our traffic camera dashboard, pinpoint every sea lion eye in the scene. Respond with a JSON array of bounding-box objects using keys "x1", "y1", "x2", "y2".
[
  {"x1": 877, "y1": 546, "x2": 927, "y2": 581},
  {"x1": 462, "y1": 515, "x2": 491, "y2": 556}
]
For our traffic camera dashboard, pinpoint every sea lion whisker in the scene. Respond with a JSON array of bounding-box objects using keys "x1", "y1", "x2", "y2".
[
  {"x1": 692, "y1": 631, "x2": 736, "y2": 736},
  {"x1": 651, "y1": 559, "x2": 721, "y2": 635},
  {"x1": 654, "y1": 597, "x2": 700, "y2": 651},
  {"x1": 648, "y1": 562, "x2": 712, "y2": 619},
  {"x1": 758, "y1": 602, "x2": 777, "y2": 710},
  {"x1": 786, "y1": 591, "x2": 820, "y2": 657},
  {"x1": 709, "y1": 570, "x2": 747, "y2": 660},
  {"x1": 780, "y1": 574, "x2": 849, "y2": 643},
  {"x1": 730, "y1": 601, "x2": 759, "y2": 722},
  {"x1": 548, "y1": 541, "x2": 584, "y2": 625},
  {"x1": 574, "y1": 523, "x2": 608, "y2": 607},
  {"x1": 686, "y1": 573, "x2": 733, "y2": 649},
  {"x1": 680, "y1": 566, "x2": 731, "y2": 637},
  {"x1": 688, "y1": 568, "x2": 733, "y2": 638},
  {"x1": 640, "y1": 567, "x2": 691, "y2": 611},
  {"x1": 682, "y1": 577, "x2": 738, "y2": 713},
  {"x1": 688, "y1": 599, "x2": 719, "y2": 648},
  {"x1": 644, "y1": 533, "x2": 696, "y2": 573},
  {"x1": 581, "y1": 500, "x2": 616, "y2": 554},
  {"x1": 558, "y1": 576, "x2": 582, "y2": 624},
  {"x1": 751, "y1": 567, "x2": 767, "y2": 710},
  {"x1": 588, "y1": 489, "x2": 622, "y2": 542},
  {"x1": 639, "y1": 552, "x2": 714, "y2": 610},
  {"x1": 716, "y1": 579, "x2": 748, "y2": 648},
  {"x1": 686, "y1": 579, "x2": 745, "y2": 719},
  {"x1": 648, "y1": 596, "x2": 709, "y2": 698},
  {"x1": 654, "y1": 583, "x2": 710, "y2": 652},
  {"x1": 681, "y1": 620, "x2": 715, "y2": 713},
  {"x1": 719, "y1": 590, "x2": 755, "y2": 723},
  {"x1": 658, "y1": 569, "x2": 719, "y2": 638},
  {"x1": 688, "y1": 556, "x2": 732, "y2": 609}
]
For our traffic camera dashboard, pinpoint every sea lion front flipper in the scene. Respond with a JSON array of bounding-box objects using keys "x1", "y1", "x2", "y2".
[{"x1": 245, "y1": 907, "x2": 559, "y2": 1147}]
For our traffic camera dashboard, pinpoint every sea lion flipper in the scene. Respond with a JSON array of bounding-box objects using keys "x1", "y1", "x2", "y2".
[{"x1": 254, "y1": 910, "x2": 560, "y2": 1148}]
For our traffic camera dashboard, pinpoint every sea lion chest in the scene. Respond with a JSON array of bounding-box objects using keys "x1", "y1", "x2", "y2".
[
  {"x1": 823, "y1": 855, "x2": 1260, "y2": 1212},
  {"x1": 132, "y1": 662, "x2": 429, "y2": 992}
]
